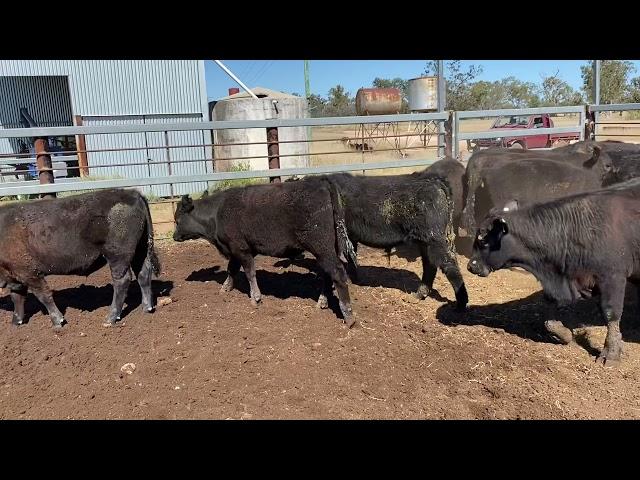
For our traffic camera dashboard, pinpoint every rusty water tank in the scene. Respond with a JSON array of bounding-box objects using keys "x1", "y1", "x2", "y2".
[
  {"x1": 408, "y1": 76, "x2": 439, "y2": 112},
  {"x1": 355, "y1": 88, "x2": 402, "y2": 115}
]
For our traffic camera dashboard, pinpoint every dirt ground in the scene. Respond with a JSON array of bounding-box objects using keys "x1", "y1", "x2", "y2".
[{"x1": 2, "y1": 239, "x2": 640, "y2": 420}]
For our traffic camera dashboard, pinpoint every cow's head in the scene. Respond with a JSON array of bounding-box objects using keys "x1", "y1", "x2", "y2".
[
  {"x1": 173, "y1": 195, "x2": 207, "y2": 242},
  {"x1": 467, "y1": 200, "x2": 519, "y2": 277},
  {"x1": 581, "y1": 144, "x2": 614, "y2": 174}
]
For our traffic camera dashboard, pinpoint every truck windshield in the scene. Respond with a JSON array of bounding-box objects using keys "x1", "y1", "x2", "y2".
[{"x1": 493, "y1": 115, "x2": 530, "y2": 127}]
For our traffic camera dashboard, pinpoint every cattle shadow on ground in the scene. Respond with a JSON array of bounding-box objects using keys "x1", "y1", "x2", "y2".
[
  {"x1": 0, "y1": 280, "x2": 174, "y2": 325},
  {"x1": 436, "y1": 287, "x2": 640, "y2": 356},
  {"x1": 185, "y1": 265, "x2": 347, "y2": 318},
  {"x1": 273, "y1": 256, "x2": 453, "y2": 303}
]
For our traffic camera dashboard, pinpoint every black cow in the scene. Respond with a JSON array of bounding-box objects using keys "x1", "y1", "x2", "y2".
[
  {"x1": 0, "y1": 189, "x2": 160, "y2": 328},
  {"x1": 460, "y1": 143, "x2": 610, "y2": 234},
  {"x1": 172, "y1": 176, "x2": 358, "y2": 327},
  {"x1": 470, "y1": 158, "x2": 609, "y2": 229},
  {"x1": 323, "y1": 172, "x2": 468, "y2": 309},
  {"x1": 602, "y1": 154, "x2": 640, "y2": 186},
  {"x1": 467, "y1": 178, "x2": 640, "y2": 364}
]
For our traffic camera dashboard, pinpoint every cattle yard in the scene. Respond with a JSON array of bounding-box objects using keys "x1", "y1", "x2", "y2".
[
  {"x1": 2, "y1": 241, "x2": 640, "y2": 419},
  {"x1": 2, "y1": 104, "x2": 640, "y2": 419}
]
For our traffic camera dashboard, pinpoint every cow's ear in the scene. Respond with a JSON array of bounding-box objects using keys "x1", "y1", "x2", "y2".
[
  {"x1": 493, "y1": 217, "x2": 509, "y2": 235},
  {"x1": 583, "y1": 144, "x2": 601, "y2": 169},
  {"x1": 180, "y1": 195, "x2": 194, "y2": 212}
]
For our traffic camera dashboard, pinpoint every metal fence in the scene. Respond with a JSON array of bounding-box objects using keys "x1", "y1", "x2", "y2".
[
  {"x1": 586, "y1": 103, "x2": 640, "y2": 142},
  {"x1": 3, "y1": 103, "x2": 640, "y2": 237},
  {"x1": 453, "y1": 105, "x2": 586, "y2": 159}
]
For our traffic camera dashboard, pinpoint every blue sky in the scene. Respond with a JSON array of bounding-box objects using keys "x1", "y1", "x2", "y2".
[{"x1": 204, "y1": 60, "x2": 640, "y2": 100}]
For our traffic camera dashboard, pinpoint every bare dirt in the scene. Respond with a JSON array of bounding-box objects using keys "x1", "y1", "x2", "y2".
[{"x1": 2, "y1": 240, "x2": 640, "y2": 419}]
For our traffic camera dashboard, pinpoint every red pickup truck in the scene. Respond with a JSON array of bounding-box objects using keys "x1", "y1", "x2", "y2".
[{"x1": 467, "y1": 113, "x2": 581, "y2": 151}]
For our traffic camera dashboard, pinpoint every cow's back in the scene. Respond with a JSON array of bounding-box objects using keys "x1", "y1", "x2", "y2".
[{"x1": 0, "y1": 189, "x2": 148, "y2": 277}]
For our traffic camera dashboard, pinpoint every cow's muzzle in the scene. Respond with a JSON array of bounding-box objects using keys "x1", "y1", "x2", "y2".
[{"x1": 467, "y1": 258, "x2": 490, "y2": 277}]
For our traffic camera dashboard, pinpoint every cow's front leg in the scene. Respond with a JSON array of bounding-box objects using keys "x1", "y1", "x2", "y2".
[
  {"x1": 543, "y1": 302, "x2": 574, "y2": 344},
  {"x1": 221, "y1": 257, "x2": 241, "y2": 293},
  {"x1": 28, "y1": 278, "x2": 65, "y2": 328},
  {"x1": 10, "y1": 284, "x2": 27, "y2": 326}
]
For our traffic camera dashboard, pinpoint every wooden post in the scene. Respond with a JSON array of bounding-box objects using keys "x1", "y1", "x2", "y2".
[
  {"x1": 444, "y1": 112, "x2": 453, "y2": 158},
  {"x1": 74, "y1": 115, "x2": 89, "y2": 177},
  {"x1": 267, "y1": 127, "x2": 281, "y2": 183},
  {"x1": 35, "y1": 137, "x2": 56, "y2": 199}
]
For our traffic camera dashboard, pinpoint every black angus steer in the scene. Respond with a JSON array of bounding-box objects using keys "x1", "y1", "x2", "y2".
[
  {"x1": 460, "y1": 143, "x2": 611, "y2": 234},
  {"x1": 467, "y1": 178, "x2": 640, "y2": 364},
  {"x1": 172, "y1": 176, "x2": 358, "y2": 327},
  {"x1": 323, "y1": 171, "x2": 468, "y2": 310},
  {"x1": 0, "y1": 189, "x2": 160, "y2": 328}
]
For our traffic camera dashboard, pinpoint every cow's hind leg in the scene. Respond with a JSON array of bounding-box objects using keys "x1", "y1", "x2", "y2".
[
  {"x1": 104, "y1": 259, "x2": 131, "y2": 326},
  {"x1": 596, "y1": 274, "x2": 626, "y2": 365},
  {"x1": 415, "y1": 243, "x2": 438, "y2": 300},
  {"x1": 425, "y1": 238, "x2": 468, "y2": 310},
  {"x1": 236, "y1": 253, "x2": 262, "y2": 306},
  {"x1": 9, "y1": 284, "x2": 27, "y2": 326},
  {"x1": 221, "y1": 257, "x2": 241, "y2": 293},
  {"x1": 131, "y1": 246, "x2": 155, "y2": 314},
  {"x1": 28, "y1": 278, "x2": 65, "y2": 328}
]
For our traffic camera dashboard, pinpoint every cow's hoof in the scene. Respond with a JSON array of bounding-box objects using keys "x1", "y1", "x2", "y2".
[
  {"x1": 413, "y1": 286, "x2": 429, "y2": 300},
  {"x1": 596, "y1": 347, "x2": 622, "y2": 366},
  {"x1": 220, "y1": 282, "x2": 233, "y2": 293},
  {"x1": 344, "y1": 315, "x2": 356, "y2": 329},
  {"x1": 11, "y1": 315, "x2": 24, "y2": 326},
  {"x1": 317, "y1": 295, "x2": 329, "y2": 310},
  {"x1": 251, "y1": 297, "x2": 262, "y2": 307},
  {"x1": 544, "y1": 320, "x2": 573, "y2": 345},
  {"x1": 145, "y1": 306, "x2": 155, "y2": 314},
  {"x1": 52, "y1": 319, "x2": 66, "y2": 329}
]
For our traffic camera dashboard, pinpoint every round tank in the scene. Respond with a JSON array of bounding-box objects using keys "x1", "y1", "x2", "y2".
[
  {"x1": 355, "y1": 88, "x2": 402, "y2": 115},
  {"x1": 212, "y1": 94, "x2": 310, "y2": 173},
  {"x1": 408, "y1": 76, "x2": 439, "y2": 112}
]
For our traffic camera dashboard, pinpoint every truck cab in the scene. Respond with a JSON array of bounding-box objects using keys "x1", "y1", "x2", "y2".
[{"x1": 467, "y1": 113, "x2": 580, "y2": 152}]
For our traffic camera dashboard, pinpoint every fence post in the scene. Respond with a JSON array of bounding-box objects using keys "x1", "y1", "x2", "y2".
[
  {"x1": 164, "y1": 131, "x2": 175, "y2": 198},
  {"x1": 453, "y1": 111, "x2": 460, "y2": 160},
  {"x1": 267, "y1": 127, "x2": 281, "y2": 183},
  {"x1": 444, "y1": 112, "x2": 453, "y2": 158},
  {"x1": 584, "y1": 106, "x2": 596, "y2": 140},
  {"x1": 73, "y1": 115, "x2": 89, "y2": 177},
  {"x1": 35, "y1": 137, "x2": 56, "y2": 199}
]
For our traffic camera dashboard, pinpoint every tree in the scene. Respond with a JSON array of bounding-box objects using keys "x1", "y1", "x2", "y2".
[
  {"x1": 325, "y1": 85, "x2": 355, "y2": 116},
  {"x1": 581, "y1": 60, "x2": 636, "y2": 104},
  {"x1": 540, "y1": 72, "x2": 583, "y2": 106},
  {"x1": 500, "y1": 77, "x2": 541, "y2": 108},
  {"x1": 307, "y1": 93, "x2": 327, "y2": 118},
  {"x1": 424, "y1": 60, "x2": 484, "y2": 110}
]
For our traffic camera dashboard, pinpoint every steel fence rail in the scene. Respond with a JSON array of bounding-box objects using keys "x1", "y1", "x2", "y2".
[
  {"x1": 0, "y1": 158, "x2": 440, "y2": 196},
  {"x1": 0, "y1": 112, "x2": 449, "y2": 139}
]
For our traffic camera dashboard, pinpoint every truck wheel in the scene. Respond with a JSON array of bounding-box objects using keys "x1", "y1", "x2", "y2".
[{"x1": 509, "y1": 142, "x2": 524, "y2": 149}]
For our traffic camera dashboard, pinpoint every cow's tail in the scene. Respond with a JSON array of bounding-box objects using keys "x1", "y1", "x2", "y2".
[
  {"x1": 138, "y1": 193, "x2": 161, "y2": 276},
  {"x1": 460, "y1": 162, "x2": 479, "y2": 235},
  {"x1": 323, "y1": 177, "x2": 358, "y2": 268}
]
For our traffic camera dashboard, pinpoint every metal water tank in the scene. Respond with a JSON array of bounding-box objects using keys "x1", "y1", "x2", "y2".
[
  {"x1": 355, "y1": 88, "x2": 402, "y2": 115},
  {"x1": 408, "y1": 76, "x2": 439, "y2": 112}
]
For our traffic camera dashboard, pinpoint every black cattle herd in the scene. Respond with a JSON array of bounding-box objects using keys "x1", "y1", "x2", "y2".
[{"x1": 2, "y1": 139, "x2": 640, "y2": 365}]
